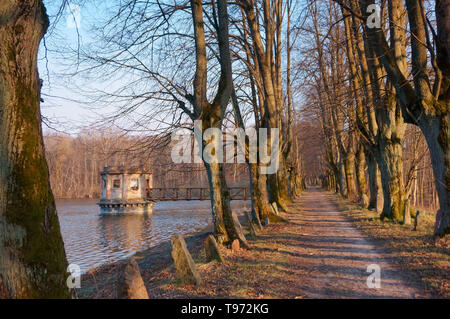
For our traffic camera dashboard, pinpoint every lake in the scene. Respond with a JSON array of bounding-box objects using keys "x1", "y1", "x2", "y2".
[{"x1": 56, "y1": 199, "x2": 250, "y2": 274}]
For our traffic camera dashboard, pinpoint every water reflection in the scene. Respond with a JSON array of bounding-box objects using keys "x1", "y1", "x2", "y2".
[
  {"x1": 56, "y1": 199, "x2": 250, "y2": 273},
  {"x1": 97, "y1": 214, "x2": 153, "y2": 259}
]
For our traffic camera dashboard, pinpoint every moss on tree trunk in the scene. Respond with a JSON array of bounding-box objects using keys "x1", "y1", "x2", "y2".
[
  {"x1": 377, "y1": 141, "x2": 405, "y2": 222},
  {"x1": 0, "y1": 1, "x2": 71, "y2": 298}
]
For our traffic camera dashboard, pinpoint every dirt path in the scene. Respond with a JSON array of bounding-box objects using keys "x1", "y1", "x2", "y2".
[
  {"x1": 281, "y1": 188, "x2": 424, "y2": 298},
  {"x1": 79, "y1": 188, "x2": 430, "y2": 299}
]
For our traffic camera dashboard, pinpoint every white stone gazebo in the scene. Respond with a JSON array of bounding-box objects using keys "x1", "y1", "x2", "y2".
[{"x1": 97, "y1": 166, "x2": 154, "y2": 215}]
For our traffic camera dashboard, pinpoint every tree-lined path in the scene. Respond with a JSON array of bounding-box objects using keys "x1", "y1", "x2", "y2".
[{"x1": 278, "y1": 189, "x2": 424, "y2": 298}]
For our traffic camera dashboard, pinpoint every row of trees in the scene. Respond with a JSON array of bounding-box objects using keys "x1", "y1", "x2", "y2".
[
  {"x1": 296, "y1": 0, "x2": 448, "y2": 235},
  {"x1": 64, "y1": 0, "x2": 307, "y2": 246},
  {"x1": 295, "y1": 110, "x2": 441, "y2": 213}
]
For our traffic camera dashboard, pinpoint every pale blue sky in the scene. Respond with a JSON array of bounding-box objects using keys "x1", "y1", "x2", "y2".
[
  {"x1": 38, "y1": 1, "x2": 303, "y2": 135},
  {"x1": 39, "y1": 1, "x2": 108, "y2": 134}
]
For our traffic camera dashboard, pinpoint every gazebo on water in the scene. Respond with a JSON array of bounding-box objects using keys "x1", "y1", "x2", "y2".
[{"x1": 97, "y1": 166, "x2": 154, "y2": 215}]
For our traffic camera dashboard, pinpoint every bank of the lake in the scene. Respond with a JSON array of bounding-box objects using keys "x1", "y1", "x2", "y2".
[{"x1": 57, "y1": 199, "x2": 251, "y2": 273}]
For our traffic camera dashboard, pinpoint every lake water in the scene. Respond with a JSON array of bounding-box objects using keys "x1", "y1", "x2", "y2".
[{"x1": 56, "y1": 199, "x2": 251, "y2": 273}]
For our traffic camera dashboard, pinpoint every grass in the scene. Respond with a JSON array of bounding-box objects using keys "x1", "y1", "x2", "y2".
[
  {"x1": 77, "y1": 218, "x2": 297, "y2": 299},
  {"x1": 333, "y1": 194, "x2": 449, "y2": 298},
  {"x1": 77, "y1": 194, "x2": 449, "y2": 299}
]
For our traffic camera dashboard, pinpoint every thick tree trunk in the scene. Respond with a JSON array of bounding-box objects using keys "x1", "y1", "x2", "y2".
[
  {"x1": 268, "y1": 154, "x2": 289, "y2": 212},
  {"x1": 289, "y1": 162, "x2": 303, "y2": 198},
  {"x1": 356, "y1": 146, "x2": 368, "y2": 207},
  {"x1": 189, "y1": 0, "x2": 249, "y2": 245},
  {"x1": 248, "y1": 163, "x2": 264, "y2": 228},
  {"x1": 420, "y1": 115, "x2": 449, "y2": 235},
  {"x1": 204, "y1": 159, "x2": 247, "y2": 247},
  {"x1": 277, "y1": 157, "x2": 291, "y2": 205},
  {"x1": 251, "y1": 164, "x2": 278, "y2": 222},
  {"x1": 337, "y1": 160, "x2": 348, "y2": 198},
  {"x1": 376, "y1": 141, "x2": 405, "y2": 222},
  {"x1": 0, "y1": 1, "x2": 71, "y2": 298}
]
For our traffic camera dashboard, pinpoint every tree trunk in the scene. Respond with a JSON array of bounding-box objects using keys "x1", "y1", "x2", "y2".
[
  {"x1": 268, "y1": 155, "x2": 289, "y2": 212},
  {"x1": 356, "y1": 146, "x2": 368, "y2": 206},
  {"x1": 242, "y1": 0, "x2": 289, "y2": 212},
  {"x1": 337, "y1": 160, "x2": 348, "y2": 198},
  {"x1": 251, "y1": 164, "x2": 278, "y2": 222},
  {"x1": 419, "y1": 116, "x2": 449, "y2": 235},
  {"x1": 247, "y1": 163, "x2": 263, "y2": 229},
  {"x1": 230, "y1": 83, "x2": 263, "y2": 230},
  {"x1": 376, "y1": 141, "x2": 405, "y2": 222},
  {"x1": 0, "y1": 1, "x2": 72, "y2": 298},
  {"x1": 344, "y1": 152, "x2": 357, "y2": 200},
  {"x1": 366, "y1": 149, "x2": 379, "y2": 210},
  {"x1": 189, "y1": 0, "x2": 249, "y2": 245},
  {"x1": 204, "y1": 160, "x2": 247, "y2": 246}
]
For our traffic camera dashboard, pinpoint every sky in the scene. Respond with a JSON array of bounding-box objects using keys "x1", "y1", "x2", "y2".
[
  {"x1": 39, "y1": 1, "x2": 107, "y2": 135},
  {"x1": 39, "y1": 1, "x2": 197, "y2": 136},
  {"x1": 38, "y1": 0, "x2": 300, "y2": 136}
]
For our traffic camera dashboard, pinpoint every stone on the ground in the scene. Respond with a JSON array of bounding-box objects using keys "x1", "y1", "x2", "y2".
[
  {"x1": 231, "y1": 211, "x2": 248, "y2": 245},
  {"x1": 247, "y1": 210, "x2": 263, "y2": 230},
  {"x1": 403, "y1": 200, "x2": 411, "y2": 225},
  {"x1": 117, "y1": 257, "x2": 149, "y2": 299},
  {"x1": 271, "y1": 202, "x2": 279, "y2": 215},
  {"x1": 231, "y1": 239, "x2": 240, "y2": 252},
  {"x1": 244, "y1": 211, "x2": 257, "y2": 237},
  {"x1": 264, "y1": 218, "x2": 270, "y2": 226},
  {"x1": 205, "y1": 235, "x2": 224, "y2": 263},
  {"x1": 232, "y1": 212, "x2": 244, "y2": 233},
  {"x1": 361, "y1": 194, "x2": 369, "y2": 208},
  {"x1": 170, "y1": 235, "x2": 202, "y2": 285}
]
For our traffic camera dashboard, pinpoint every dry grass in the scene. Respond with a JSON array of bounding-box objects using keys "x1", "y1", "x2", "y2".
[
  {"x1": 77, "y1": 220, "x2": 302, "y2": 299},
  {"x1": 333, "y1": 194, "x2": 450, "y2": 298},
  {"x1": 77, "y1": 192, "x2": 449, "y2": 299}
]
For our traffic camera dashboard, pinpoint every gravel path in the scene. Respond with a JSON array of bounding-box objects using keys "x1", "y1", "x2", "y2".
[{"x1": 284, "y1": 188, "x2": 423, "y2": 298}]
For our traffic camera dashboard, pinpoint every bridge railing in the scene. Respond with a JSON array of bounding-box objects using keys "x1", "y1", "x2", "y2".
[{"x1": 146, "y1": 187, "x2": 249, "y2": 201}]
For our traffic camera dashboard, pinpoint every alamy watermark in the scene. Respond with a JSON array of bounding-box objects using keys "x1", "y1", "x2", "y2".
[
  {"x1": 66, "y1": 263, "x2": 81, "y2": 289},
  {"x1": 170, "y1": 120, "x2": 280, "y2": 174},
  {"x1": 366, "y1": 264, "x2": 381, "y2": 289},
  {"x1": 366, "y1": 4, "x2": 381, "y2": 29}
]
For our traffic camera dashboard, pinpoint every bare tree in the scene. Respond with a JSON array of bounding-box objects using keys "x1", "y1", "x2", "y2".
[{"x1": 355, "y1": 0, "x2": 449, "y2": 235}]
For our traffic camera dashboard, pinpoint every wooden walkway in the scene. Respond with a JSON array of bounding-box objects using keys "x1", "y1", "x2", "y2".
[{"x1": 146, "y1": 187, "x2": 249, "y2": 201}]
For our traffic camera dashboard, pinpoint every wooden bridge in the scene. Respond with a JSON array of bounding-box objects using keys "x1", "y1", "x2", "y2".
[{"x1": 146, "y1": 187, "x2": 250, "y2": 201}]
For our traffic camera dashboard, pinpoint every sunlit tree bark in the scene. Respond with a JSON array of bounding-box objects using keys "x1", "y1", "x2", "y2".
[
  {"x1": 0, "y1": 0, "x2": 71, "y2": 298},
  {"x1": 356, "y1": 0, "x2": 449, "y2": 233}
]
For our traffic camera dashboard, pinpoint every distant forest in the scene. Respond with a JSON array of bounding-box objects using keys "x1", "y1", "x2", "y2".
[
  {"x1": 43, "y1": 129, "x2": 250, "y2": 199},
  {"x1": 44, "y1": 120, "x2": 439, "y2": 213}
]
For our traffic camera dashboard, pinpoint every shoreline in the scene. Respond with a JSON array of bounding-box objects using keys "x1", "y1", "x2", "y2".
[{"x1": 76, "y1": 224, "x2": 214, "y2": 298}]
